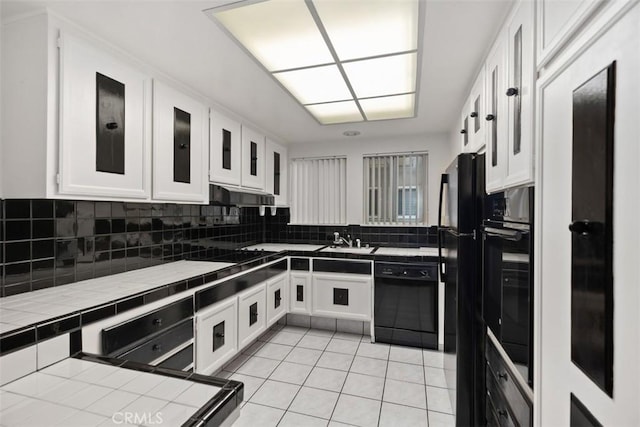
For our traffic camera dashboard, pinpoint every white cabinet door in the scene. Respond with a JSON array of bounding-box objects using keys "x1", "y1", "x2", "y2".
[
  {"x1": 290, "y1": 273, "x2": 312, "y2": 315},
  {"x1": 505, "y1": 0, "x2": 535, "y2": 188},
  {"x1": 485, "y1": 31, "x2": 509, "y2": 194},
  {"x1": 312, "y1": 273, "x2": 372, "y2": 321},
  {"x1": 58, "y1": 31, "x2": 151, "y2": 199},
  {"x1": 240, "y1": 126, "x2": 265, "y2": 190},
  {"x1": 536, "y1": 0, "x2": 605, "y2": 68},
  {"x1": 266, "y1": 273, "x2": 289, "y2": 327},
  {"x1": 467, "y1": 69, "x2": 486, "y2": 152},
  {"x1": 195, "y1": 297, "x2": 237, "y2": 375},
  {"x1": 265, "y1": 139, "x2": 288, "y2": 206},
  {"x1": 237, "y1": 283, "x2": 266, "y2": 349},
  {"x1": 152, "y1": 80, "x2": 208, "y2": 203},
  {"x1": 209, "y1": 109, "x2": 241, "y2": 186}
]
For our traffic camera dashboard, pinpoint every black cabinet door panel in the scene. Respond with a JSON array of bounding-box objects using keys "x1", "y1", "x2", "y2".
[
  {"x1": 96, "y1": 72, "x2": 125, "y2": 175},
  {"x1": 570, "y1": 62, "x2": 615, "y2": 396},
  {"x1": 173, "y1": 107, "x2": 191, "y2": 184}
]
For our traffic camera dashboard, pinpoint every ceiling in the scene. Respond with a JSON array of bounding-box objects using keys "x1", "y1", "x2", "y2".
[{"x1": 1, "y1": 0, "x2": 513, "y2": 145}]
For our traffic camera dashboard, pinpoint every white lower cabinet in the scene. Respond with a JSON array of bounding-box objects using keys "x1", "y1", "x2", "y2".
[
  {"x1": 195, "y1": 297, "x2": 238, "y2": 375},
  {"x1": 266, "y1": 274, "x2": 289, "y2": 327},
  {"x1": 237, "y1": 283, "x2": 267, "y2": 349},
  {"x1": 290, "y1": 273, "x2": 312, "y2": 315},
  {"x1": 312, "y1": 273, "x2": 372, "y2": 321}
]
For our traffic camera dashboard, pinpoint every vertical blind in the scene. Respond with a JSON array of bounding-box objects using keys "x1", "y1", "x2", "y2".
[
  {"x1": 363, "y1": 153, "x2": 428, "y2": 225},
  {"x1": 291, "y1": 157, "x2": 347, "y2": 224}
]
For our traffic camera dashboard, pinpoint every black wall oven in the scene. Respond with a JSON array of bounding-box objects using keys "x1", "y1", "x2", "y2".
[{"x1": 482, "y1": 187, "x2": 534, "y2": 388}]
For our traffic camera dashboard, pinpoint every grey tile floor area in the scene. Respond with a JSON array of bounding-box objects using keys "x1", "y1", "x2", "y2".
[{"x1": 215, "y1": 324, "x2": 455, "y2": 427}]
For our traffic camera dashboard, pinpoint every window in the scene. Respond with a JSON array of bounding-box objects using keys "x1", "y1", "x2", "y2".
[
  {"x1": 364, "y1": 153, "x2": 427, "y2": 225},
  {"x1": 291, "y1": 157, "x2": 347, "y2": 224}
]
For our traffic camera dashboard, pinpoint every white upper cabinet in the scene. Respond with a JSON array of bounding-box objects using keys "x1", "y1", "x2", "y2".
[
  {"x1": 265, "y1": 138, "x2": 288, "y2": 205},
  {"x1": 485, "y1": 30, "x2": 509, "y2": 193},
  {"x1": 59, "y1": 31, "x2": 152, "y2": 199},
  {"x1": 504, "y1": 0, "x2": 535, "y2": 188},
  {"x1": 152, "y1": 80, "x2": 209, "y2": 203},
  {"x1": 240, "y1": 125, "x2": 265, "y2": 190},
  {"x1": 209, "y1": 109, "x2": 242, "y2": 186},
  {"x1": 467, "y1": 69, "x2": 486, "y2": 153},
  {"x1": 536, "y1": 0, "x2": 606, "y2": 68}
]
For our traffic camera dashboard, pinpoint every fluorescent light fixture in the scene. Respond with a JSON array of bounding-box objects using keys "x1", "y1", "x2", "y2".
[
  {"x1": 274, "y1": 65, "x2": 352, "y2": 105},
  {"x1": 313, "y1": 0, "x2": 419, "y2": 61},
  {"x1": 360, "y1": 94, "x2": 415, "y2": 121},
  {"x1": 306, "y1": 101, "x2": 363, "y2": 124},
  {"x1": 207, "y1": 0, "x2": 421, "y2": 125},
  {"x1": 343, "y1": 53, "x2": 417, "y2": 99},
  {"x1": 213, "y1": 0, "x2": 332, "y2": 71}
]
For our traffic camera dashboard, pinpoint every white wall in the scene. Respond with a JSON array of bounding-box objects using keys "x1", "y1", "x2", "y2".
[{"x1": 288, "y1": 133, "x2": 450, "y2": 226}]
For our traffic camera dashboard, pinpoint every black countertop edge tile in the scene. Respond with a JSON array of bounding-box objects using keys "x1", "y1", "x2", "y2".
[
  {"x1": 36, "y1": 314, "x2": 81, "y2": 341},
  {"x1": 72, "y1": 352, "x2": 241, "y2": 427},
  {"x1": 0, "y1": 327, "x2": 36, "y2": 356}
]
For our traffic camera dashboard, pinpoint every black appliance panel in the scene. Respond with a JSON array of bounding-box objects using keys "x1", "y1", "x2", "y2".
[
  {"x1": 116, "y1": 319, "x2": 193, "y2": 363},
  {"x1": 374, "y1": 262, "x2": 438, "y2": 349},
  {"x1": 313, "y1": 259, "x2": 371, "y2": 275}
]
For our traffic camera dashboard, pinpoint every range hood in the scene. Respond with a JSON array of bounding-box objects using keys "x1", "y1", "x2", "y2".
[{"x1": 209, "y1": 184, "x2": 275, "y2": 207}]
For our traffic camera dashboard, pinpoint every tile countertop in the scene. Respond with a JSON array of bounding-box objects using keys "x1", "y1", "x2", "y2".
[
  {"x1": 374, "y1": 247, "x2": 439, "y2": 257},
  {"x1": 242, "y1": 243, "x2": 326, "y2": 252},
  {"x1": 0, "y1": 261, "x2": 233, "y2": 335},
  {"x1": 0, "y1": 357, "x2": 225, "y2": 427}
]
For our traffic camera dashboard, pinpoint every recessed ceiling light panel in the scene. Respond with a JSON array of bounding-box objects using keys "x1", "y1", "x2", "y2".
[
  {"x1": 207, "y1": 0, "x2": 421, "y2": 125},
  {"x1": 213, "y1": 1, "x2": 333, "y2": 71},
  {"x1": 314, "y1": 0, "x2": 418, "y2": 61},
  {"x1": 343, "y1": 53, "x2": 417, "y2": 99}
]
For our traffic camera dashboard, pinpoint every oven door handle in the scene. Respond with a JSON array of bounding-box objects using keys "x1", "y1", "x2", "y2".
[
  {"x1": 437, "y1": 174, "x2": 448, "y2": 283},
  {"x1": 482, "y1": 227, "x2": 526, "y2": 241}
]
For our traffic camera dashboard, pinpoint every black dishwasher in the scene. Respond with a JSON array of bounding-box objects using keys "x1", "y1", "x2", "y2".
[{"x1": 374, "y1": 262, "x2": 438, "y2": 349}]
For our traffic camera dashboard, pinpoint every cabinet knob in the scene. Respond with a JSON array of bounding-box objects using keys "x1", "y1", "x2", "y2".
[
  {"x1": 460, "y1": 129, "x2": 467, "y2": 134},
  {"x1": 470, "y1": 112, "x2": 478, "y2": 118},
  {"x1": 215, "y1": 332, "x2": 225, "y2": 338},
  {"x1": 498, "y1": 410, "x2": 508, "y2": 418},
  {"x1": 506, "y1": 87, "x2": 519, "y2": 96},
  {"x1": 180, "y1": 143, "x2": 189, "y2": 149},
  {"x1": 569, "y1": 220, "x2": 602, "y2": 236},
  {"x1": 485, "y1": 114, "x2": 495, "y2": 121},
  {"x1": 152, "y1": 318, "x2": 162, "y2": 326},
  {"x1": 106, "y1": 122, "x2": 119, "y2": 130},
  {"x1": 497, "y1": 372, "x2": 508, "y2": 381},
  {"x1": 152, "y1": 344, "x2": 162, "y2": 352}
]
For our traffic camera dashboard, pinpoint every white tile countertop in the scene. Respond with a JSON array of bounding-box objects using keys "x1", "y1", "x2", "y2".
[
  {"x1": 0, "y1": 358, "x2": 222, "y2": 427},
  {"x1": 0, "y1": 261, "x2": 233, "y2": 335},
  {"x1": 374, "y1": 247, "x2": 439, "y2": 257},
  {"x1": 242, "y1": 243, "x2": 326, "y2": 252}
]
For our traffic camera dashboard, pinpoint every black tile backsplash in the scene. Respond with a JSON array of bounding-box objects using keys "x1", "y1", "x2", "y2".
[
  {"x1": 264, "y1": 208, "x2": 438, "y2": 248},
  {"x1": 1, "y1": 201, "x2": 436, "y2": 298},
  {"x1": 1, "y1": 199, "x2": 263, "y2": 297}
]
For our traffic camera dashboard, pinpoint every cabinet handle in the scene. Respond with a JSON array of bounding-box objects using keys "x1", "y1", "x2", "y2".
[
  {"x1": 498, "y1": 410, "x2": 508, "y2": 418},
  {"x1": 179, "y1": 143, "x2": 189, "y2": 149},
  {"x1": 215, "y1": 332, "x2": 225, "y2": 338},
  {"x1": 460, "y1": 129, "x2": 467, "y2": 134},
  {"x1": 152, "y1": 318, "x2": 162, "y2": 326},
  {"x1": 497, "y1": 372, "x2": 508, "y2": 381},
  {"x1": 506, "y1": 87, "x2": 519, "y2": 96},
  {"x1": 485, "y1": 114, "x2": 495, "y2": 121},
  {"x1": 106, "y1": 122, "x2": 119, "y2": 130},
  {"x1": 568, "y1": 220, "x2": 602, "y2": 236},
  {"x1": 470, "y1": 112, "x2": 478, "y2": 118},
  {"x1": 152, "y1": 344, "x2": 162, "y2": 352}
]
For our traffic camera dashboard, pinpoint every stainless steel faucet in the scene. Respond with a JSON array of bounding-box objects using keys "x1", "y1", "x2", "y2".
[{"x1": 333, "y1": 232, "x2": 353, "y2": 247}]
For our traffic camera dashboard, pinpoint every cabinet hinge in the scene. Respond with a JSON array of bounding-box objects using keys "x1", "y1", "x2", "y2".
[
  {"x1": 56, "y1": 174, "x2": 60, "y2": 184},
  {"x1": 56, "y1": 36, "x2": 63, "y2": 49}
]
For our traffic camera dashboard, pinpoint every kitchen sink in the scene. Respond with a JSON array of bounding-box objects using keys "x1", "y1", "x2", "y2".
[{"x1": 320, "y1": 246, "x2": 375, "y2": 254}]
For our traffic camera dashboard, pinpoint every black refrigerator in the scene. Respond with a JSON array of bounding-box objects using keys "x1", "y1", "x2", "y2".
[{"x1": 437, "y1": 153, "x2": 485, "y2": 427}]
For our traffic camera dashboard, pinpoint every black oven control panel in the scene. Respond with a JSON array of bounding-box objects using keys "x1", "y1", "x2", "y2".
[{"x1": 374, "y1": 262, "x2": 438, "y2": 280}]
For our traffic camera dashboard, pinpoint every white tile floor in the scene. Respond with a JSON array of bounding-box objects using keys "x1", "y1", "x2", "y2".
[{"x1": 217, "y1": 324, "x2": 455, "y2": 427}]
